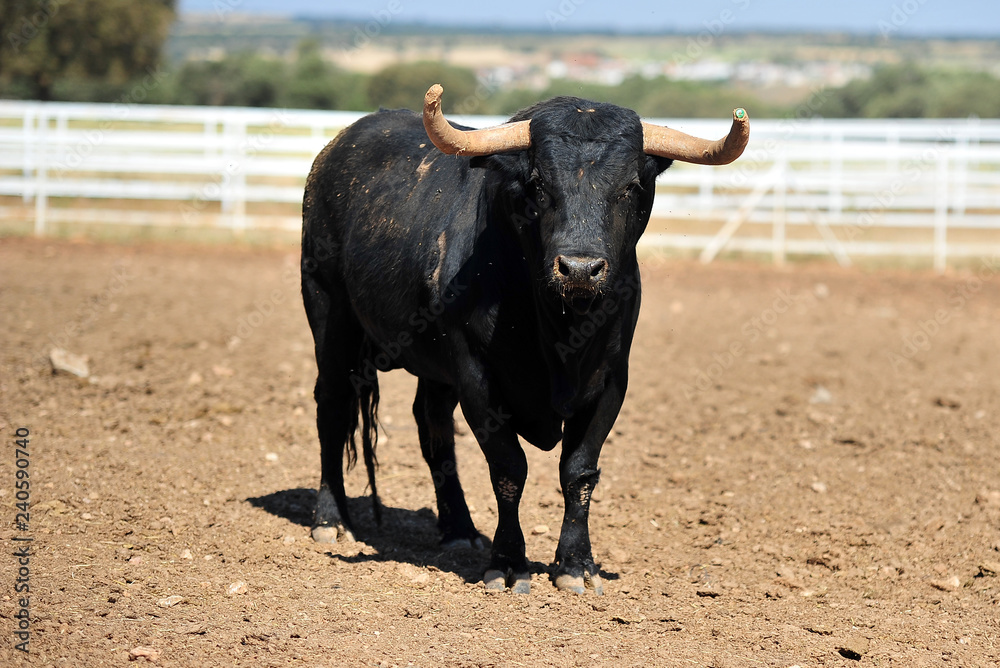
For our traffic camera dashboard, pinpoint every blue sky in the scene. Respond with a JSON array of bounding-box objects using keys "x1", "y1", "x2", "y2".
[{"x1": 180, "y1": 0, "x2": 1000, "y2": 36}]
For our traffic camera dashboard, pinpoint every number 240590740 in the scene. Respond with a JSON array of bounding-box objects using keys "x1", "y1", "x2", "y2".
[{"x1": 14, "y1": 427, "x2": 30, "y2": 530}]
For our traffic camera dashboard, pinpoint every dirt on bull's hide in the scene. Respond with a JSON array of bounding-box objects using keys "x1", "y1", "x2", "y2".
[{"x1": 2, "y1": 237, "x2": 999, "y2": 666}]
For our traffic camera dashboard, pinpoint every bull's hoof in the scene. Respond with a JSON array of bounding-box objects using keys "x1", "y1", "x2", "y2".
[
  {"x1": 441, "y1": 534, "x2": 488, "y2": 551},
  {"x1": 311, "y1": 524, "x2": 354, "y2": 544},
  {"x1": 554, "y1": 571, "x2": 604, "y2": 595},
  {"x1": 483, "y1": 569, "x2": 505, "y2": 591},
  {"x1": 484, "y1": 568, "x2": 531, "y2": 594}
]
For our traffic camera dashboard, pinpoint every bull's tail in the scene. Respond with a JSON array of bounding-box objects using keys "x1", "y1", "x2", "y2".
[
  {"x1": 347, "y1": 339, "x2": 382, "y2": 525},
  {"x1": 359, "y1": 377, "x2": 382, "y2": 525}
]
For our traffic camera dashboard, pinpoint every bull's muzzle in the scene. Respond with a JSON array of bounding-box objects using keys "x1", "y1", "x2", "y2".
[{"x1": 553, "y1": 255, "x2": 608, "y2": 313}]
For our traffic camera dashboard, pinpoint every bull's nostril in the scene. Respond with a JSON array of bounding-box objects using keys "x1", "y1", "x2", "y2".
[{"x1": 554, "y1": 255, "x2": 609, "y2": 285}]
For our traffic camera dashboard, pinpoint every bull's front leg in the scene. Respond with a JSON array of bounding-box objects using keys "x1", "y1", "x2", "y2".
[
  {"x1": 553, "y1": 374, "x2": 626, "y2": 595},
  {"x1": 470, "y1": 418, "x2": 531, "y2": 594},
  {"x1": 457, "y1": 375, "x2": 531, "y2": 593},
  {"x1": 478, "y1": 423, "x2": 530, "y2": 594}
]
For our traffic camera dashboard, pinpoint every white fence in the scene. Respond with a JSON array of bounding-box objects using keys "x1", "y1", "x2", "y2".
[
  {"x1": 3, "y1": 100, "x2": 1000, "y2": 270},
  {"x1": 647, "y1": 113, "x2": 1000, "y2": 271},
  {"x1": 0, "y1": 101, "x2": 354, "y2": 235}
]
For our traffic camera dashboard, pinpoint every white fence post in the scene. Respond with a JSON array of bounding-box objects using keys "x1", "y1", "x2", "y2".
[
  {"x1": 829, "y1": 131, "x2": 844, "y2": 220},
  {"x1": 222, "y1": 116, "x2": 248, "y2": 232},
  {"x1": 699, "y1": 164, "x2": 780, "y2": 264},
  {"x1": 773, "y1": 154, "x2": 787, "y2": 266},
  {"x1": 33, "y1": 108, "x2": 48, "y2": 236},
  {"x1": 21, "y1": 106, "x2": 35, "y2": 204},
  {"x1": 204, "y1": 115, "x2": 217, "y2": 160},
  {"x1": 953, "y1": 118, "x2": 974, "y2": 219},
  {"x1": 933, "y1": 154, "x2": 950, "y2": 274}
]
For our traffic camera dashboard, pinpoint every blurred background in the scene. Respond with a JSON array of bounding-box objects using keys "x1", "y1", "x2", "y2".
[
  {"x1": 1, "y1": 0, "x2": 998, "y2": 268},
  {"x1": 3, "y1": 0, "x2": 999, "y2": 117}
]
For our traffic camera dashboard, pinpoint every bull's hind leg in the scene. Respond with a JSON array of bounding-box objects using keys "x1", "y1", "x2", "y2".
[
  {"x1": 413, "y1": 379, "x2": 485, "y2": 550},
  {"x1": 303, "y1": 272, "x2": 364, "y2": 543}
]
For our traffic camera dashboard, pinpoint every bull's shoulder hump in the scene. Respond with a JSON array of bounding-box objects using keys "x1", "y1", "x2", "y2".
[{"x1": 339, "y1": 108, "x2": 426, "y2": 145}]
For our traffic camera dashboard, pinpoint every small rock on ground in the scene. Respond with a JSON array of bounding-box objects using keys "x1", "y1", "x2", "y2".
[
  {"x1": 129, "y1": 646, "x2": 160, "y2": 661},
  {"x1": 49, "y1": 348, "x2": 90, "y2": 377}
]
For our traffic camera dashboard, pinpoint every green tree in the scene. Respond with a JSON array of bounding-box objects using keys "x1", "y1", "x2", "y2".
[
  {"x1": 171, "y1": 54, "x2": 285, "y2": 107},
  {"x1": 490, "y1": 75, "x2": 779, "y2": 119},
  {"x1": 283, "y1": 39, "x2": 342, "y2": 110},
  {"x1": 367, "y1": 61, "x2": 480, "y2": 113},
  {"x1": 0, "y1": 0, "x2": 177, "y2": 101},
  {"x1": 928, "y1": 71, "x2": 1000, "y2": 118},
  {"x1": 151, "y1": 39, "x2": 372, "y2": 111},
  {"x1": 814, "y1": 63, "x2": 1000, "y2": 119}
]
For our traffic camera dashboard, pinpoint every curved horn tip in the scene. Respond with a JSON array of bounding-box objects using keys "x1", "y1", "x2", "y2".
[{"x1": 425, "y1": 84, "x2": 444, "y2": 107}]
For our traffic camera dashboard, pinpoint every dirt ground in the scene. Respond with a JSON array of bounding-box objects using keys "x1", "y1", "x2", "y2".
[{"x1": 1, "y1": 237, "x2": 999, "y2": 667}]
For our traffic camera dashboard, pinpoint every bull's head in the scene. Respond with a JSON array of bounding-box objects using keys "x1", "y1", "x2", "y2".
[{"x1": 423, "y1": 84, "x2": 749, "y2": 314}]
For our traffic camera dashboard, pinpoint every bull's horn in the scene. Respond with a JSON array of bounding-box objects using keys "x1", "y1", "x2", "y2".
[
  {"x1": 642, "y1": 108, "x2": 749, "y2": 165},
  {"x1": 423, "y1": 84, "x2": 532, "y2": 156}
]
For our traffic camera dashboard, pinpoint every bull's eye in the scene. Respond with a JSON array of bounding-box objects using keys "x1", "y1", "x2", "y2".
[
  {"x1": 619, "y1": 179, "x2": 642, "y2": 201},
  {"x1": 528, "y1": 168, "x2": 553, "y2": 211}
]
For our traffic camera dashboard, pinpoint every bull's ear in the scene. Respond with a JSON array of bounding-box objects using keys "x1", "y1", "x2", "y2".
[
  {"x1": 646, "y1": 155, "x2": 673, "y2": 177},
  {"x1": 469, "y1": 152, "x2": 530, "y2": 180}
]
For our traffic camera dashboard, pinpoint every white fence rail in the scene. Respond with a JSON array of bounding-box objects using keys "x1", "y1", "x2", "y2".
[{"x1": 3, "y1": 100, "x2": 1000, "y2": 270}]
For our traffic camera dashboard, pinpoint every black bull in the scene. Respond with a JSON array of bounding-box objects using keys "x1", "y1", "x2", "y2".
[{"x1": 300, "y1": 90, "x2": 748, "y2": 594}]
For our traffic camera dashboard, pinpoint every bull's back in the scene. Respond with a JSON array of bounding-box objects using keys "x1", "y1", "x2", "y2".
[{"x1": 302, "y1": 109, "x2": 487, "y2": 377}]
